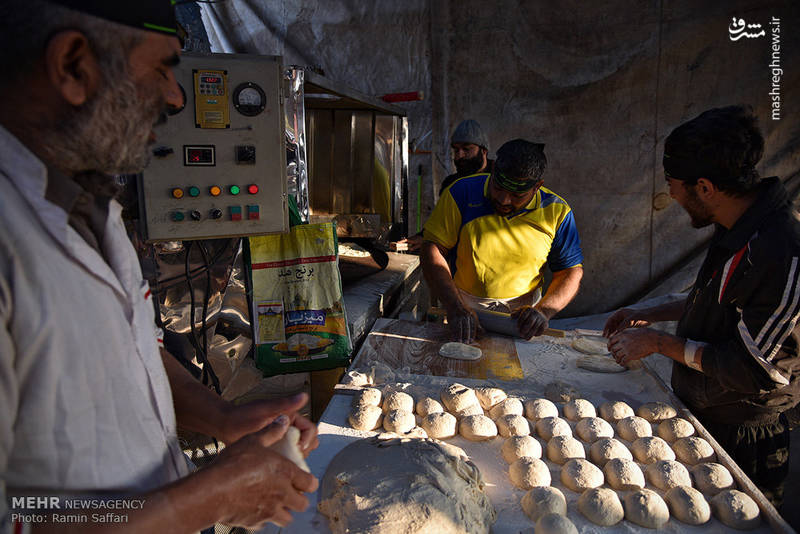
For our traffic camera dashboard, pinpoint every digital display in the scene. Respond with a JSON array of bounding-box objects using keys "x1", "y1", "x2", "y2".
[
  {"x1": 202, "y1": 76, "x2": 221, "y2": 84},
  {"x1": 183, "y1": 145, "x2": 215, "y2": 166}
]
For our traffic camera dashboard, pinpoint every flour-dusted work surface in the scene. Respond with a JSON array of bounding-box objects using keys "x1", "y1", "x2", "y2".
[{"x1": 260, "y1": 327, "x2": 786, "y2": 534}]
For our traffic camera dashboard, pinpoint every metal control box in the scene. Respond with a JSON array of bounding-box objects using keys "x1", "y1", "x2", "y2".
[{"x1": 140, "y1": 53, "x2": 288, "y2": 241}]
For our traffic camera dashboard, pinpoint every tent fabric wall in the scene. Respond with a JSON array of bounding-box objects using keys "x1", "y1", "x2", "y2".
[{"x1": 199, "y1": 0, "x2": 800, "y2": 316}]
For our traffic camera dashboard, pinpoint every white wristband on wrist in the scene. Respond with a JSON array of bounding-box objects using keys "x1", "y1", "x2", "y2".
[{"x1": 683, "y1": 339, "x2": 706, "y2": 371}]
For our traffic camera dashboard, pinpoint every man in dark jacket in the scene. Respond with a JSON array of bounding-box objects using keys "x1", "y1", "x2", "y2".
[{"x1": 604, "y1": 106, "x2": 800, "y2": 507}]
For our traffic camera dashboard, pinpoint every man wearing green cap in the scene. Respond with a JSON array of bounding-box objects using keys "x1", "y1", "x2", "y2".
[
  {"x1": 0, "y1": 1, "x2": 317, "y2": 531},
  {"x1": 603, "y1": 106, "x2": 800, "y2": 508},
  {"x1": 422, "y1": 139, "x2": 584, "y2": 343}
]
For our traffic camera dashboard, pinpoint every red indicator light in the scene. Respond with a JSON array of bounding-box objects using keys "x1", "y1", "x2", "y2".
[{"x1": 247, "y1": 184, "x2": 259, "y2": 194}]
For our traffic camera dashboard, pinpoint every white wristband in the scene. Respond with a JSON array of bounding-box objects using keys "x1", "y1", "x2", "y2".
[{"x1": 683, "y1": 339, "x2": 706, "y2": 371}]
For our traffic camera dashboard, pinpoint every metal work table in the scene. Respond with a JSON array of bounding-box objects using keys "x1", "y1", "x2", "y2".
[{"x1": 261, "y1": 298, "x2": 793, "y2": 534}]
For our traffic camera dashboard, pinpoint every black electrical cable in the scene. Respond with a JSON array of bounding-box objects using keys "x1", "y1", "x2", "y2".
[
  {"x1": 185, "y1": 242, "x2": 211, "y2": 387},
  {"x1": 197, "y1": 240, "x2": 221, "y2": 394},
  {"x1": 156, "y1": 239, "x2": 232, "y2": 288}
]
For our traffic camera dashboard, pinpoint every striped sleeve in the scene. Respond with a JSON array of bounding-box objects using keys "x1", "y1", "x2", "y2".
[{"x1": 703, "y1": 254, "x2": 799, "y2": 390}]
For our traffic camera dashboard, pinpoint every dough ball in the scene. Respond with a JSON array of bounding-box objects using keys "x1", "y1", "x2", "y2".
[
  {"x1": 521, "y1": 486, "x2": 566, "y2": 522},
  {"x1": 439, "y1": 341, "x2": 482, "y2": 360},
  {"x1": 657, "y1": 417, "x2": 695, "y2": 442},
  {"x1": 459, "y1": 414, "x2": 498, "y2": 441},
  {"x1": 631, "y1": 436, "x2": 676, "y2": 463},
  {"x1": 598, "y1": 400, "x2": 635, "y2": 423},
  {"x1": 535, "y1": 513, "x2": 578, "y2": 534},
  {"x1": 623, "y1": 488, "x2": 670, "y2": 529},
  {"x1": 546, "y1": 435, "x2": 586, "y2": 465},
  {"x1": 673, "y1": 436, "x2": 716, "y2": 465},
  {"x1": 664, "y1": 486, "x2": 711, "y2": 525},
  {"x1": 382, "y1": 391, "x2": 414, "y2": 413},
  {"x1": 604, "y1": 458, "x2": 645, "y2": 490},
  {"x1": 502, "y1": 435, "x2": 542, "y2": 463},
  {"x1": 616, "y1": 415, "x2": 653, "y2": 442},
  {"x1": 544, "y1": 381, "x2": 579, "y2": 403},
  {"x1": 497, "y1": 414, "x2": 531, "y2": 437},
  {"x1": 645, "y1": 460, "x2": 693, "y2": 490},
  {"x1": 421, "y1": 412, "x2": 457, "y2": 439},
  {"x1": 453, "y1": 403, "x2": 484, "y2": 419},
  {"x1": 489, "y1": 397, "x2": 524, "y2": 420},
  {"x1": 353, "y1": 387, "x2": 381, "y2": 407},
  {"x1": 563, "y1": 398, "x2": 596, "y2": 421},
  {"x1": 475, "y1": 387, "x2": 507, "y2": 410},
  {"x1": 575, "y1": 417, "x2": 615, "y2": 443},
  {"x1": 535, "y1": 416, "x2": 572, "y2": 441},
  {"x1": 560, "y1": 458, "x2": 604, "y2": 492},
  {"x1": 509, "y1": 457, "x2": 551, "y2": 489},
  {"x1": 711, "y1": 490, "x2": 760, "y2": 529},
  {"x1": 348, "y1": 404, "x2": 383, "y2": 431},
  {"x1": 382, "y1": 409, "x2": 415, "y2": 434},
  {"x1": 589, "y1": 437, "x2": 633, "y2": 467},
  {"x1": 577, "y1": 487, "x2": 624, "y2": 526},
  {"x1": 341, "y1": 370, "x2": 371, "y2": 387},
  {"x1": 440, "y1": 383, "x2": 480, "y2": 412},
  {"x1": 525, "y1": 398, "x2": 559, "y2": 420},
  {"x1": 415, "y1": 397, "x2": 444, "y2": 417},
  {"x1": 691, "y1": 462, "x2": 735, "y2": 495},
  {"x1": 637, "y1": 401, "x2": 677, "y2": 422}
]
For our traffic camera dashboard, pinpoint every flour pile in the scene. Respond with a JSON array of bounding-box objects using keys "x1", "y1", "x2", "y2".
[{"x1": 318, "y1": 435, "x2": 495, "y2": 533}]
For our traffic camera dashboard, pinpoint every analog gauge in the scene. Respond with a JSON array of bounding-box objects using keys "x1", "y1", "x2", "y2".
[{"x1": 233, "y1": 82, "x2": 266, "y2": 116}]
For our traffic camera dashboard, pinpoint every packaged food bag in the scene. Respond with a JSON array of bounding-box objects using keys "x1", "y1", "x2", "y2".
[{"x1": 249, "y1": 222, "x2": 352, "y2": 375}]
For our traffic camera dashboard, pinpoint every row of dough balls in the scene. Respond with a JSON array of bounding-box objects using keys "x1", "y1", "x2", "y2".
[
  {"x1": 521, "y1": 485, "x2": 760, "y2": 530},
  {"x1": 504, "y1": 434, "x2": 736, "y2": 494}
]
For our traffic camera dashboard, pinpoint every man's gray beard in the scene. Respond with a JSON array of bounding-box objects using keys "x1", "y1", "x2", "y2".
[{"x1": 37, "y1": 74, "x2": 161, "y2": 175}]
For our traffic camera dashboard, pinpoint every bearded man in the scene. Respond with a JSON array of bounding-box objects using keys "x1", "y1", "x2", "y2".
[
  {"x1": 422, "y1": 139, "x2": 584, "y2": 342},
  {"x1": 0, "y1": 1, "x2": 318, "y2": 532},
  {"x1": 604, "y1": 106, "x2": 800, "y2": 509}
]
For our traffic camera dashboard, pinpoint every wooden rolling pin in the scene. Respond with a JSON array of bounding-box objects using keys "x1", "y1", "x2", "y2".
[{"x1": 428, "y1": 307, "x2": 566, "y2": 338}]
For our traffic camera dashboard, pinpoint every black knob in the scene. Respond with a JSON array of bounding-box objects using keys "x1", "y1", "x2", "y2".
[
  {"x1": 190, "y1": 210, "x2": 202, "y2": 221},
  {"x1": 153, "y1": 146, "x2": 174, "y2": 158},
  {"x1": 210, "y1": 208, "x2": 222, "y2": 219}
]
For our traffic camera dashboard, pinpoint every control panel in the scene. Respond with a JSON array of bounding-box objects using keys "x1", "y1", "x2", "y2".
[{"x1": 139, "y1": 53, "x2": 288, "y2": 241}]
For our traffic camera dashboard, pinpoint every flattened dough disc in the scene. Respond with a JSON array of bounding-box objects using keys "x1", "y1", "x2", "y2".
[{"x1": 439, "y1": 342, "x2": 483, "y2": 361}]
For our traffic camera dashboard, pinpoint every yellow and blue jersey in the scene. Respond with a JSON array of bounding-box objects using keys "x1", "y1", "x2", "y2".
[{"x1": 423, "y1": 173, "x2": 583, "y2": 299}]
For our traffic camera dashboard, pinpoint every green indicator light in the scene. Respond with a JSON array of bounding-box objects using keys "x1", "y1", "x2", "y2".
[
  {"x1": 172, "y1": 211, "x2": 185, "y2": 222},
  {"x1": 229, "y1": 185, "x2": 241, "y2": 195},
  {"x1": 188, "y1": 186, "x2": 200, "y2": 197}
]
